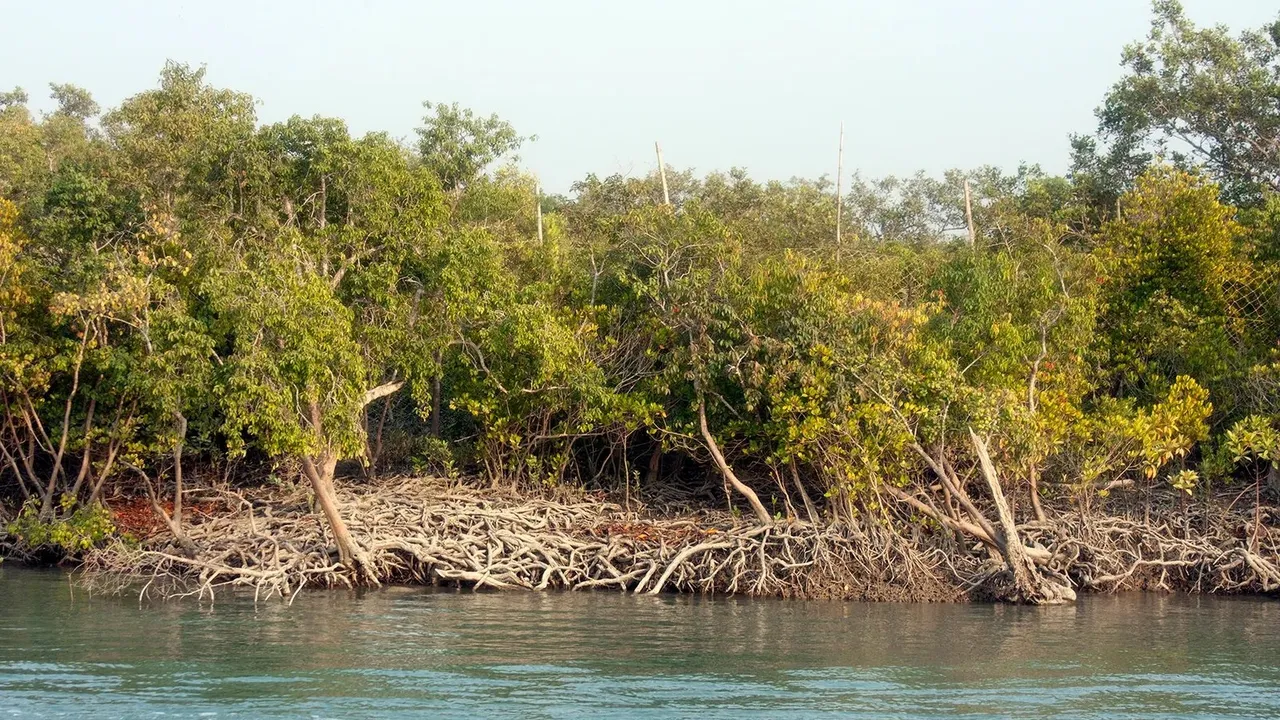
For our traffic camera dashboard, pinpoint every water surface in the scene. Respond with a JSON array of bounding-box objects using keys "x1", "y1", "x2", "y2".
[{"x1": 0, "y1": 567, "x2": 1277, "y2": 718}]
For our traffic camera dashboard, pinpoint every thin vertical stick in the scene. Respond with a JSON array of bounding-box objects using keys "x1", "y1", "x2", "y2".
[
  {"x1": 655, "y1": 142, "x2": 670, "y2": 206},
  {"x1": 835, "y1": 121, "x2": 844, "y2": 251},
  {"x1": 964, "y1": 179, "x2": 976, "y2": 247},
  {"x1": 535, "y1": 182, "x2": 544, "y2": 243}
]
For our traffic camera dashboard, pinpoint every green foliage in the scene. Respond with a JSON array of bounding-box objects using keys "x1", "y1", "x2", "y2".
[
  {"x1": 411, "y1": 436, "x2": 458, "y2": 478},
  {"x1": 0, "y1": 88, "x2": 28, "y2": 109},
  {"x1": 1078, "y1": 375, "x2": 1212, "y2": 492},
  {"x1": 48, "y1": 83, "x2": 99, "y2": 120},
  {"x1": 1096, "y1": 166, "x2": 1244, "y2": 404},
  {"x1": 1225, "y1": 415, "x2": 1279, "y2": 466},
  {"x1": 1169, "y1": 468, "x2": 1199, "y2": 496},
  {"x1": 6, "y1": 496, "x2": 115, "y2": 553},
  {"x1": 103, "y1": 61, "x2": 257, "y2": 213},
  {"x1": 210, "y1": 252, "x2": 368, "y2": 460},
  {"x1": 1079, "y1": 0, "x2": 1280, "y2": 205},
  {"x1": 417, "y1": 102, "x2": 529, "y2": 192}
]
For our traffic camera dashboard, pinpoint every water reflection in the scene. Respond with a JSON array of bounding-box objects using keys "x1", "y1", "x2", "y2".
[{"x1": 1, "y1": 567, "x2": 1277, "y2": 718}]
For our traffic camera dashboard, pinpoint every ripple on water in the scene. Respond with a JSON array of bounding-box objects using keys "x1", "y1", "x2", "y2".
[{"x1": 1, "y1": 568, "x2": 1279, "y2": 719}]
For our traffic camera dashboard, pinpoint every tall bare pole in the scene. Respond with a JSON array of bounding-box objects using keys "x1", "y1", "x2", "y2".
[
  {"x1": 655, "y1": 142, "x2": 671, "y2": 206},
  {"x1": 535, "y1": 182, "x2": 544, "y2": 243},
  {"x1": 835, "y1": 121, "x2": 844, "y2": 250},
  {"x1": 964, "y1": 179, "x2": 976, "y2": 247}
]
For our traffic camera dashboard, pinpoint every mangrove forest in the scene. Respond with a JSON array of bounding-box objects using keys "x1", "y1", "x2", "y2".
[{"x1": 1, "y1": 0, "x2": 1279, "y2": 604}]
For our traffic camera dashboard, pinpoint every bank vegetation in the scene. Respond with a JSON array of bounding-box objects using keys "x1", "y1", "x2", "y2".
[{"x1": 2, "y1": 1, "x2": 1279, "y2": 603}]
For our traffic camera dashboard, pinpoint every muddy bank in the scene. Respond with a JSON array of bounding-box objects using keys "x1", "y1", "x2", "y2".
[{"x1": 59, "y1": 476, "x2": 1279, "y2": 603}]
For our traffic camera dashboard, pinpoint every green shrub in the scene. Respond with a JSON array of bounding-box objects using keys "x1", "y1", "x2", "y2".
[{"x1": 6, "y1": 496, "x2": 116, "y2": 554}]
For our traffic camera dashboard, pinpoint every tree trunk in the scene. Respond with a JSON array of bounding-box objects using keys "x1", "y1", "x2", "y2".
[
  {"x1": 1255, "y1": 471, "x2": 1263, "y2": 554},
  {"x1": 970, "y1": 430, "x2": 1075, "y2": 604},
  {"x1": 296, "y1": 385, "x2": 403, "y2": 582},
  {"x1": 66, "y1": 397, "x2": 97, "y2": 501},
  {"x1": 429, "y1": 352, "x2": 443, "y2": 438},
  {"x1": 303, "y1": 400, "x2": 359, "y2": 572},
  {"x1": 789, "y1": 461, "x2": 821, "y2": 524},
  {"x1": 1028, "y1": 465, "x2": 1047, "y2": 523},
  {"x1": 697, "y1": 397, "x2": 771, "y2": 525},
  {"x1": 40, "y1": 336, "x2": 89, "y2": 519},
  {"x1": 910, "y1": 442, "x2": 1000, "y2": 545},
  {"x1": 172, "y1": 413, "x2": 187, "y2": 532},
  {"x1": 365, "y1": 395, "x2": 392, "y2": 477},
  {"x1": 132, "y1": 463, "x2": 197, "y2": 557},
  {"x1": 645, "y1": 444, "x2": 661, "y2": 485},
  {"x1": 301, "y1": 450, "x2": 368, "y2": 575}
]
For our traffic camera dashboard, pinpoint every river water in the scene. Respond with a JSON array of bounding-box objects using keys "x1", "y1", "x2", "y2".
[{"x1": 0, "y1": 567, "x2": 1277, "y2": 719}]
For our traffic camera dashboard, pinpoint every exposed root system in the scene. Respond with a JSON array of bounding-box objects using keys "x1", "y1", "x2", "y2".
[
  {"x1": 76, "y1": 477, "x2": 1278, "y2": 604},
  {"x1": 1023, "y1": 504, "x2": 1280, "y2": 594},
  {"x1": 80, "y1": 477, "x2": 959, "y2": 602}
]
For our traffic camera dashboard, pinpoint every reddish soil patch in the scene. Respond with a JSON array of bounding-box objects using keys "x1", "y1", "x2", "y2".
[{"x1": 109, "y1": 497, "x2": 221, "y2": 539}]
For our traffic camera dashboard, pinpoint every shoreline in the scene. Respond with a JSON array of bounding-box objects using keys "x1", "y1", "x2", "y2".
[{"x1": 5, "y1": 475, "x2": 1273, "y2": 603}]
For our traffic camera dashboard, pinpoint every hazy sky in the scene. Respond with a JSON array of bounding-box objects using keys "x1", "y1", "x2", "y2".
[{"x1": 5, "y1": 0, "x2": 1276, "y2": 192}]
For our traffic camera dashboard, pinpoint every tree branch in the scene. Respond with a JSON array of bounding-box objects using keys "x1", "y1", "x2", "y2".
[{"x1": 361, "y1": 380, "x2": 405, "y2": 409}]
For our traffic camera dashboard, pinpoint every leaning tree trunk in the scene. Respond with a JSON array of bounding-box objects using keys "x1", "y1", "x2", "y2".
[
  {"x1": 299, "y1": 384, "x2": 402, "y2": 582},
  {"x1": 1028, "y1": 465, "x2": 1048, "y2": 523},
  {"x1": 301, "y1": 449, "x2": 373, "y2": 579},
  {"x1": 130, "y1": 463, "x2": 197, "y2": 557},
  {"x1": 969, "y1": 430, "x2": 1075, "y2": 604},
  {"x1": 697, "y1": 397, "x2": 772, "y2": 525},
  {"x1": 789, "y1": 461, "x2": 821, "y2": 524},
  {"x1": 429, "y1": 350, "x2": 443, "y2": 438},
  {"x1": 889, "y1": 433, "x2": 1073, "y2": 604}
]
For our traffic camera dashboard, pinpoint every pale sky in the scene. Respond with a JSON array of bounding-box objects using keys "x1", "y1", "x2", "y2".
[{"x1": 4, "y1": 0, "x2": 1276, "y2": 192}]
